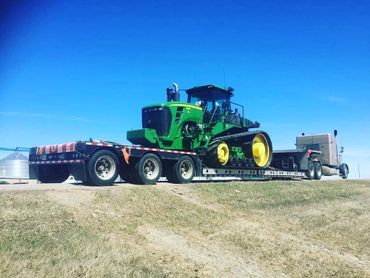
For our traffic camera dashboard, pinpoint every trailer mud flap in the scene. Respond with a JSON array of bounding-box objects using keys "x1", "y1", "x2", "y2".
[{"x1": 70, "y1": 163, "x2": 87, "y2": 182}]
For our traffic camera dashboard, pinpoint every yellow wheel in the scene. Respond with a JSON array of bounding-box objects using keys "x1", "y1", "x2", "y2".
[
  {"x1": 217, "y1": 142, "x2": 229, "y2": 166},
  {"x1": 252, "y1": 133, "x2": 271, "y2": 167}
]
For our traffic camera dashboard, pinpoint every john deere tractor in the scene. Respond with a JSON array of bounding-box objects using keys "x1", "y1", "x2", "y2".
[{"x1": 127, "y1": 83, "x2": 272, "y2": 168}]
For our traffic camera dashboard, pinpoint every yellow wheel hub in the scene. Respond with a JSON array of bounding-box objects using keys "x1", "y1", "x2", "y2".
[
  {"x1": 252, "y1": 133, "x2": 270, "y2": 167},
  {"x1": 217, "y1": 142, "x2": 229, "y2": 165}
]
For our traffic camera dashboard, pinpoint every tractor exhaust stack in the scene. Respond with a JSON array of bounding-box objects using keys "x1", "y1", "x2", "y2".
[{"x1": 166, "y1": 82, "x2": 180, "y2": 102}]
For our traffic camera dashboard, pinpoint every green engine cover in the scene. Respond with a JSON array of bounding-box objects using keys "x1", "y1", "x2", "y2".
[{"x1": 127, "y1": 102, "x2": 204, "y2": 150}]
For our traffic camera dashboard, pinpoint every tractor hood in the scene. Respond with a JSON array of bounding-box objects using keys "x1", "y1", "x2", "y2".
[{"x1": 127, "y1": 101, "x2": 203, "y2": 149}]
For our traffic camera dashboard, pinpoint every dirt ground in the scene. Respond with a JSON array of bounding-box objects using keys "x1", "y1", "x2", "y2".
[
  {"x1": 0, "y1": 180, "x2": 132, "y2": 191},
  {"x1": 0, "y1": 180, "x2": 369, "y2": 277}
]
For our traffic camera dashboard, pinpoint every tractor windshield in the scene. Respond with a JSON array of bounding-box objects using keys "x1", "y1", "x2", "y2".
[
  {"x1": 186, "y1": 85, "x2": 232, "y2": 112},
  {"x1": 186, "y1": 85, "x2": 233, "y2": 122}
]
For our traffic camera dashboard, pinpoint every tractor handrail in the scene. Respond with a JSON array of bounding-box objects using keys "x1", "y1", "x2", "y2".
[{"x1": 230, "y1": 102, "x2": 245, "y2": 118}]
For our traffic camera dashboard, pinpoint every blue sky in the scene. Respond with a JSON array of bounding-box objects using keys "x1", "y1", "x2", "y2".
[{"x1": 0, "y1": 0, "x2": 369, "y2": 178}]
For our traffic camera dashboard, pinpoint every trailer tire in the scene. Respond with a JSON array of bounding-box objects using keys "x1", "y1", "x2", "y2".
[
  {"x1": 340, "y1": 163, "x2": 349, "y2": 179},
  {"x1": 306, "y1": 162, "x2": 315, "y2": 180},
  {"x1": 314, "y1": 162, "x2": 322, "y2": 180},
  {"x1": 167, "y1": 156, "x2": 195, "y2": 184},
  {"x1": 135, "y1": 153, "x2": 162, "y2": 185},
  {"x1": 38, "y1": 165, "x2": 70, "y2": 183},
  {"x1": 86, "y1": 150, "x2": 119, "y2": 186}
]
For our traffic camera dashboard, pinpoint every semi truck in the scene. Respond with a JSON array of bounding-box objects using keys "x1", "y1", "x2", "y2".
[
  {"x1": 28, "y1": 84, "x2": 349, "y2": 185},
  {"x1": 272, "y1": 132, "x2": 349, "y2": 180}
]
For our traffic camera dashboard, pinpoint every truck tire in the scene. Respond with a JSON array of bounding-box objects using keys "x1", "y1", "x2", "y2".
[
  {"x1": 306, "y1": 162, "x2": 315, "y2": 180},
  {"x1": 314, "y1": 162, "x2": 322, "y2": 180},
  {"x1": 135, "y1": 153, "x2": 162, "y2": 185},
  {"x1": 340, "y1": 163, "x2": 349, "y2": 179},
  {"x1": 86, "y1": 150, "x2": 119, "y2": 186},
  {"x1": 166, "y1": 156, "x2": 195, "y2": 184},
  {"x1": 38, "y1": 165, "x2": 70, "y2": 183}
]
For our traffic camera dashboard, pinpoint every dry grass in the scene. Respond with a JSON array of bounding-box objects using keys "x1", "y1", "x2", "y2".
[{"x1": 0, "y1": 180, "x2": 369, "y2": 277}]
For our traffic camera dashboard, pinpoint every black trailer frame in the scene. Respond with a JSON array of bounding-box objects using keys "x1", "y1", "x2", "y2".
[
  {"x1": 29, "y1": 139, "x2": 312, "y2": 185},
  {"x1": 29, "y1": 140, "x2": 203, "y2": 185}
]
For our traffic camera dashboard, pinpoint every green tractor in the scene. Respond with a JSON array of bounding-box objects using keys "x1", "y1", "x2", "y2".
[{"x1": 127, "y1": 83, "x2": 272, "y2": 168}]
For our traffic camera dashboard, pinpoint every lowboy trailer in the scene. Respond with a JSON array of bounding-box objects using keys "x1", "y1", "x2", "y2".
[
  {"x1": 271, "y1": 132, "x2": 349, "y2": 180},
  {"x1": 29, "y1": 132, "x2": 347, "y2": 186}
]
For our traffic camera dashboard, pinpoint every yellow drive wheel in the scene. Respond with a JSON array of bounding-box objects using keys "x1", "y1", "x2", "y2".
[
  {"x1": 252, "y1": 133, "x2": 271, "y2": 167},
  {"x1": 217, "y1": 142, "x2": 230, "y2": 166}
]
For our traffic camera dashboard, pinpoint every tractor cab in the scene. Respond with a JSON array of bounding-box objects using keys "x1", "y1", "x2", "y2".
[{"x1": 186, "y1": 85, "x2": 234, "y2": 123}]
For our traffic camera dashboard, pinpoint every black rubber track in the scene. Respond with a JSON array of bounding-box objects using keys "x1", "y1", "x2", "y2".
[{"x1": 204, "y1": 130, "x2": 273, "y2": 169}]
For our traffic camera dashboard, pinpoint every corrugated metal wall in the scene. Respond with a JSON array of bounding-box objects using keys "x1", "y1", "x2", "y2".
[{"x1": 0, "y1": 152, "x2": 29, "y2": 179}]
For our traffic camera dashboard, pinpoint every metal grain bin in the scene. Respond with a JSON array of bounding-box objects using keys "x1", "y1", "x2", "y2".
[{"x1": 0, "y1": 152, "x2": 29, "y2": 179}]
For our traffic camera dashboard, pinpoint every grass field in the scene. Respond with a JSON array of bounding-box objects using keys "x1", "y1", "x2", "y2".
[{"x1": 0, "y1": 180, "x2": 369, "y2": 277}]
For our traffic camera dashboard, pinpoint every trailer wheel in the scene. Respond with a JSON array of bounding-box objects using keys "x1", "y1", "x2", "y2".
[
  {"x1": 135, "y1": 153, "x2": 162, "y2": 185},
  {"x1": 167, "y1": 156, "x2": 195, "y2": 184},
  {"x1": 314, "y1": 162, "x2": 322, "y2": 180},
  {"x1": 340, "y1": 163, "x2": 349, "y2": 179},
  {"x1": 38, "y1": 165, "x2": 70, "y2": 183},
  {"x1": 306, "y1": 162, "x2": 315, "y2": 180},
  {"x1": 86, "y1": 150, "x2": 119, "y2": 186}
]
